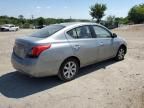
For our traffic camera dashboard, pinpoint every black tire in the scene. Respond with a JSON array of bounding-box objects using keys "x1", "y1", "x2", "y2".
[
  {"x1": 16, "y1": 28, "x2": 18, "y2": 31},
  {"x1": 58, "y1": 58, "x2": 79, "y2": 81},
  {"x1": 115, "y1": 46, "x2": 126, "y2": 61}
]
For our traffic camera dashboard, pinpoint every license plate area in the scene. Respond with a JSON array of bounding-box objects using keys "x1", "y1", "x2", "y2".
[{"x1": 14, "y1": 44, "x2": 25, "y2": 58}]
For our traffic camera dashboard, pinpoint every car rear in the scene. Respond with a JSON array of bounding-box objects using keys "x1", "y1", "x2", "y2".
[
  {"x1": 12, "y1": 37, "x2": 45, "y2": 76},
  {"x1": 11, "y1": 25, "x2": 68, "y2": 77}
]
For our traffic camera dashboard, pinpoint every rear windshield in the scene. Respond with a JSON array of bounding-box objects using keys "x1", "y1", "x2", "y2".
[{"x1": 30, "y1": 25, "x2": 65, "y2": 38}]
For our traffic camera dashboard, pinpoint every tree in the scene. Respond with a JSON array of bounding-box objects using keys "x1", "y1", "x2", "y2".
[
  {"x1": 115, "y1": 17, "x2": 129, "y2": 24},
  {"x1": 106, "y1": 15, "x2": 115, "y2": 25},
  {"x1": 105, "y1": 15, "x2": 117, "y2": 29},
  {"x1": 18, "y1": 15, "x2": 24, "y2": 19},
  {"x1": 128, "y1": 4, "x2": 144, "y2": 24},
  {"x1": 23, "y1": 22, "x2": 30, "y2": 28},
  {"x1": 37, "y1": 17, "x2": 45, "y2": 26},
  {"x1": 90, "y1": 3, "x2": 107, "y2": 23},
  {"x1": 18, "y1": 15, "x2": 25, "y2": 25}
]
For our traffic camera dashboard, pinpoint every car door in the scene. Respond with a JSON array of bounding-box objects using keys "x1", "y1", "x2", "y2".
[
  {"x1": 66, "y1": 25, "x2": 100, "y2": 66},
  {"x1": 92, "y1": 25, "x2": 115, "y2": 61},
  {"x1": 9, "y1": 26, "x2": 14, "y2": 31}
]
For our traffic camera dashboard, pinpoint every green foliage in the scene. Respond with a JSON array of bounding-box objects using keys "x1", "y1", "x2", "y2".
[
  {"x1": 128, "y1": 4, "x2": 144, "y2": 24},
  {"x1": 18, "y1": 15, "x2": 24, "y2": 19},
  {"x1": 1, "y1": 3, "x2": 144, "y2": 28},
  {"x1": 90, "y1": 3, "x2": 107, "y2": 23},
  {"x1": 106, "y1": 15, "x2": 115, "y2": 25},
  {"x1": 36, "y1": 17, "x2": 45, "y2": 26},
  {"x1": 115, "y1": 17, "x2": 129, "y2": 24},
  {"x1": 23, "y1": 22, "x2": 30, "y2": 28},
  {"x1": 104, "y1": 15, "x2": 117, "y2": 29},
  {"x1": 0, "y1": 15, "x2": 91, "y2": 28},
  {"x1": 103, "y1": 16, "x2": 129, "y2": 29}
]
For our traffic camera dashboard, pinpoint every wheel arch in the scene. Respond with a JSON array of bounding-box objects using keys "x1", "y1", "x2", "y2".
[
  {"x1": 119, "y1": 44, "x2": 127, "y2": 54},
  {"x1": 58, "y1": 56, "x2": 80, "y2": 81},
  {"x1": 60, "y1": 56, "x2": 80, "y2": 69}
]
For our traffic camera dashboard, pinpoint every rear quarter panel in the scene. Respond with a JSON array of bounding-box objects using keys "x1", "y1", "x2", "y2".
[{"x1": 36, "y1": 40, "x2": 74, "y2": 75}]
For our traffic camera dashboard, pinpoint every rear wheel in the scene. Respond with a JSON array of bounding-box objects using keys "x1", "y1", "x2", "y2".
[
  {"x1": 115, "y1": 47, "x2": 126, "y2": 61},
  {"x1": 16, "y1": 28, "x2": 18, "y2": 31},
  {"x1": 58, "y1": 58, "x2": 79, "y2": 81}
]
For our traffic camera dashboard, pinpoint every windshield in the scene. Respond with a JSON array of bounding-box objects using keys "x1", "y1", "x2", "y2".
[
  {"x1": 31, "y1": 25, "x2": 65, "y2": 38},
  {"x1": 4, "y1": 25, "x2": 11, "y2": 27}
]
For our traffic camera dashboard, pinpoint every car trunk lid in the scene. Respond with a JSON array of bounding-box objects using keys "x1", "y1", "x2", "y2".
[{"x1": 14, "y1": 36, "x2": 41, "y2": 59}]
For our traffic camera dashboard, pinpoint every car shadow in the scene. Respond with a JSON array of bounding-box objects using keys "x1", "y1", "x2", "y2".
[{"x1": 0, "y1": 59, "x2": 117, "y2": 98}]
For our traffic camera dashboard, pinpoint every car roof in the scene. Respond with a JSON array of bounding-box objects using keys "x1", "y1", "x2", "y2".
[
  {"x1": 58, "y1": 22, "x2": 100, "y2": 27},
  {"x1": 3, "y1": 24, "x2": 14, "y2": 26}
]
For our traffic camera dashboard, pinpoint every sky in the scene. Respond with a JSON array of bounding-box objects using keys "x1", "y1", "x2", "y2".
[{"x1": 0, "y1": 0, "x2": 143, "y2": 19}]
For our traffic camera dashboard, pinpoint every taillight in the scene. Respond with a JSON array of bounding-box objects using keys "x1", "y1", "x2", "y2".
[{"x1": 29, "y1": 44, "x2": 51, "y2": 57}]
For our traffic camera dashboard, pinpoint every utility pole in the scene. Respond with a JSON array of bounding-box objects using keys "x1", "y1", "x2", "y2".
[
  {"x1": 70, "y1": 16, "x2": 72, "y2": 22},
  {"x1": 31, "y1": 15, "x2": 35, "y2": 28}
]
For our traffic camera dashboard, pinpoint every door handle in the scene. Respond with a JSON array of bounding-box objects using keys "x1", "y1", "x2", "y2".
[{"x1": 73, "y1": 45, "x2": 80, "y2": 50}]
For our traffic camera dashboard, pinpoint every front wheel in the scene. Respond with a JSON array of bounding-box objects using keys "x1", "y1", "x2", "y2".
[
  {"x1": 58, "y1": 58, "x2": 79, "y2": 81},
  {"x1": 115, "y1": 47, "x2": 126, "y2": 61}
]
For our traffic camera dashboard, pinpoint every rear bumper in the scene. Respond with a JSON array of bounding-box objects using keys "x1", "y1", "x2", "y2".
[
  {"x1": 11, "y1": 53, "x2": 59, "y2": 77},
  {"x1": 11, "y1": 53, "x2": 38, "y2": 76}
]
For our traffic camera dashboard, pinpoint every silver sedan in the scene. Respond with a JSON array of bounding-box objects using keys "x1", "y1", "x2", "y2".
[{"x1": 11, "y1": 22, "x2": 127, "y2": 81}]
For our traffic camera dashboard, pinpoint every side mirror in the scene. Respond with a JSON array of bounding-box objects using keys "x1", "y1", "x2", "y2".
[{"x1": 112, "y1": 33, "x2": 117, "y2": 38}]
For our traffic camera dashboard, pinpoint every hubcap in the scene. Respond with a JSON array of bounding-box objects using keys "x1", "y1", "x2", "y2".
[
  {"x1": 63, "y1": 61, "x2": 77, "y2": 79},
  {"x1": 118, "y1": 48, "x2": 125, "y2": 60}
]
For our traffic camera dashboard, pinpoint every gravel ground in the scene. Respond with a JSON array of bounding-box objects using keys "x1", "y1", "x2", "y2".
[{"x1": 0, "y1": 25, "x2": 144, "y2": 108}]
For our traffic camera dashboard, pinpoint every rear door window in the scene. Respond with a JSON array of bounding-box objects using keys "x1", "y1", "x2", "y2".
[
  {"x1": 76, "y1": 26, "x2": 92, "y2": 39},
  {"x1": 67, "y1": 26, "x2": 92, "y2": 39},
  {"x1": 67, "y1": 29, "x2": 77, "y2": 38}
]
